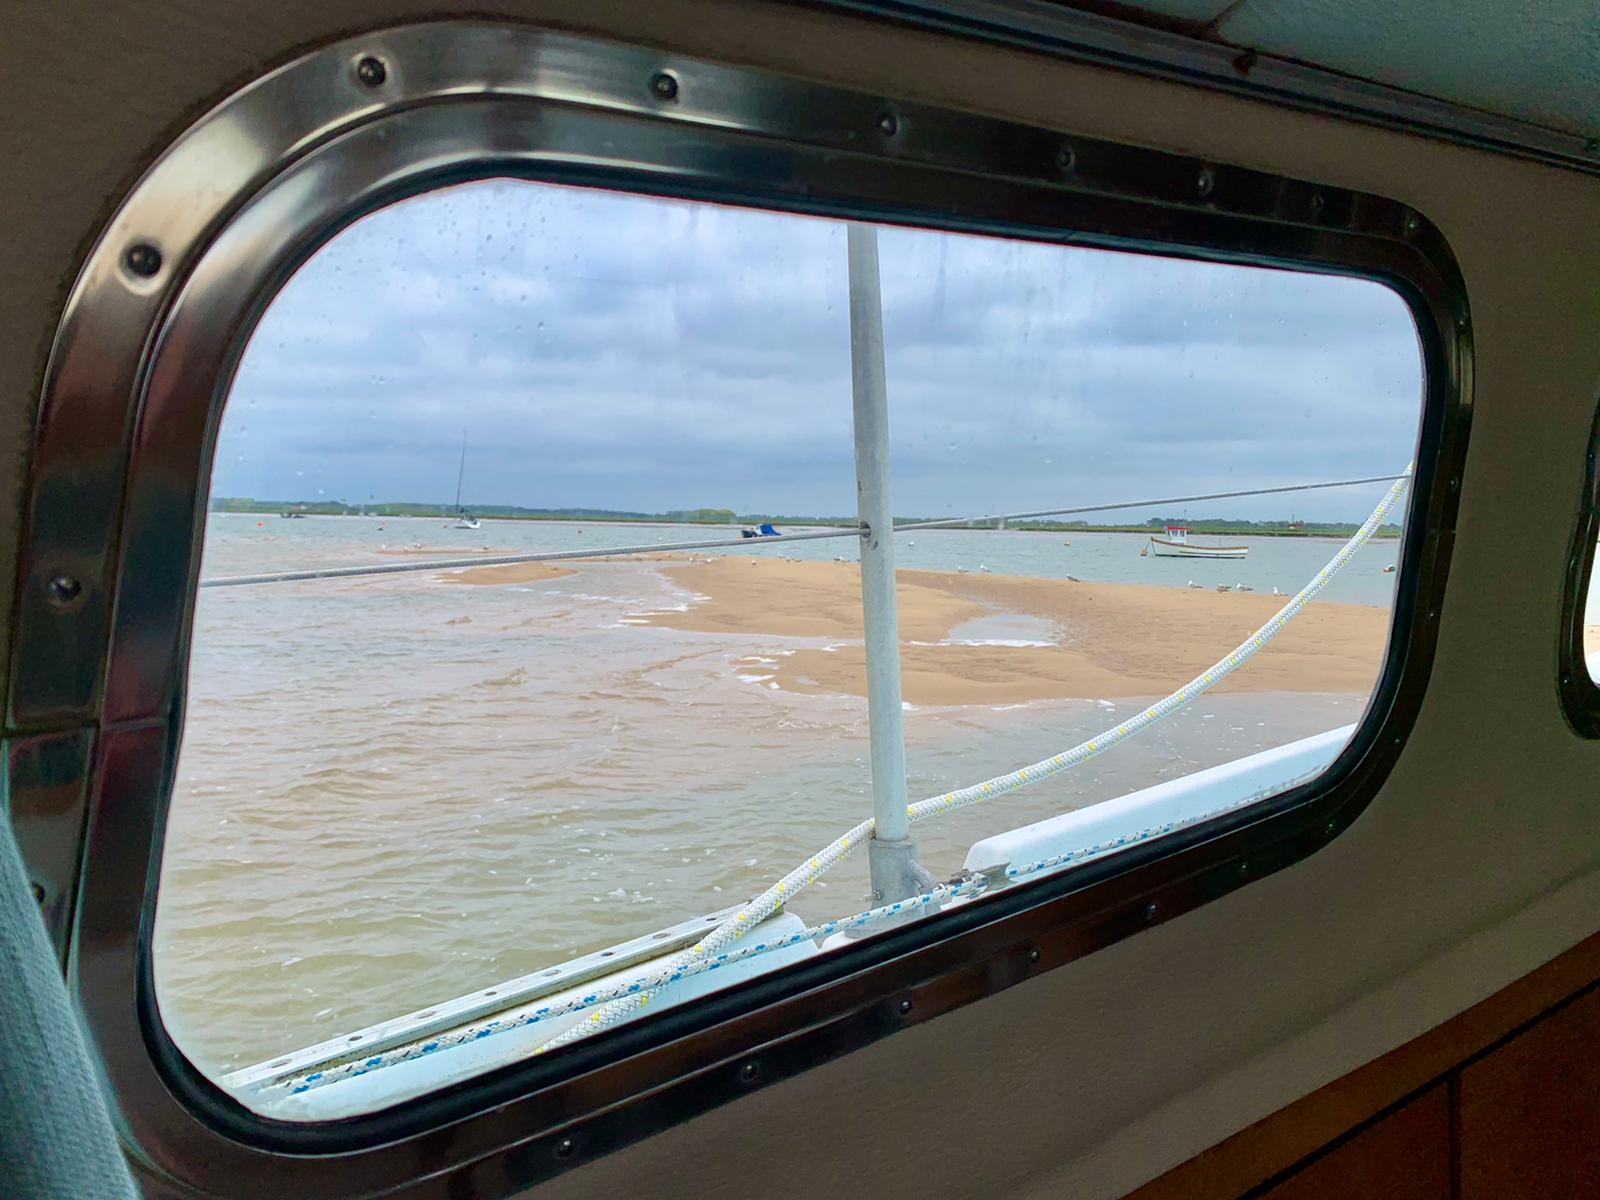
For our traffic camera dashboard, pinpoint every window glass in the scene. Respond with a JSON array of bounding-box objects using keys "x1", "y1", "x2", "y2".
[
  {"x1": 1562, "y1": 417, "x2": 1600, "y2": 723},
  {"x1": 153, "y1": 178, "x2": 1422, "y2": 1117},
  {"x1": 1585, "y1": 548, "x2": 1600, "y2": 663}
]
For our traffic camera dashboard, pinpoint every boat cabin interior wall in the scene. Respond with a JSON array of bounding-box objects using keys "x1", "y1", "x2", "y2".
[{"x1": 3, "y1": 3, "x2": 1598, "y2": 1199}]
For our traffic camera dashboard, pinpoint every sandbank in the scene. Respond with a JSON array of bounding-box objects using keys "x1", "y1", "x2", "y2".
[{"x1": 650, "y1": 557, "x2": 1387, "y2": 704}]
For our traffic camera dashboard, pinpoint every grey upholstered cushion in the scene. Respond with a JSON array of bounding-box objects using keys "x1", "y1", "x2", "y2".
[{"x1": 0, "y1": 814, "x2": 137, "y2": 1198}]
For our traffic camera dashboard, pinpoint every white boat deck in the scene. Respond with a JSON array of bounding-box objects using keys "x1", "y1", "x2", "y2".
[{"x1": 228, "y1": 725, "x2": 1360, "y2": 1120}]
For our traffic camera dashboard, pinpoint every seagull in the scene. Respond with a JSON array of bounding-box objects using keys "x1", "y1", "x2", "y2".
[
  {"x1": 1216, "y1": 584, "x2": 1232, "y2": 593},
  {"x1": 1236, "y1": 583, "x2": 1254, "y2": 592},
  {"x1": 1187, "y1": 580, "x2": 1203, "y2": 589},
  {"x1": 906, "y1": 540, "x2": 916, "y2": 547},
  {"x1": 1065, "y1": 574, "x2": 1081, "y2": 583},
  {"x1": 1271, "y1": 586, "x2": 1285, "y2": 596},
  {"x1": 979, "y1": 563, "x2": 992, "y2": 573},
  {"x1": 957, "y1": 567, "x2": 969, "y2": 574}
]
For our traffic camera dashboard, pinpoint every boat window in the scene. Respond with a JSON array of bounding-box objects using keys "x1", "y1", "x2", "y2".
[
  {"x1": 1582, "y1": 555, "x2": 1599, "y2": 674},
  {"x1": 1560, "y1": 400, "x2": 1600, "y2": 734},
  {"x1": 154, "y1": 177, "x2": 1424, "y2": 1119}
]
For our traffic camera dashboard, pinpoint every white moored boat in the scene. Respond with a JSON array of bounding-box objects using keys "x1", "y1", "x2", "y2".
[{"x1": 1143, "y1": 524, "x2": 1248, "y2": 559}]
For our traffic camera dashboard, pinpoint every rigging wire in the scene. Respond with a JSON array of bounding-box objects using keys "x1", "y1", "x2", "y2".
[
  {"x1": 200, "y1": 473, "x2": 1406, "y2": 588},
  {"x1": 892, "y1": 473, "x2": 1407, "y2": 531}
]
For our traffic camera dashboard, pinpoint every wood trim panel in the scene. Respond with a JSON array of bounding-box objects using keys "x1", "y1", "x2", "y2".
[
  {"x1": 1459, "y1": 986, "x2": 1600, "y2": 1198},
  {"x1": 1253, "y1": 1086, "x2": 1450, "y2": 1200},
  {"x1": 1128, "y1": 931, "x2": 1600, "y2": 1199}
]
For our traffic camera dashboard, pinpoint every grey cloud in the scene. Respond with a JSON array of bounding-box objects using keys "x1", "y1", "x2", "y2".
[{"x1": 216, "y1": 178, "x2": 1422, "y2": 522}]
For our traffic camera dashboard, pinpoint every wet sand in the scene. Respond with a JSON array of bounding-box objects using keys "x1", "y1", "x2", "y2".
[
  {"x1": 648, "y1": 557, "x2": 1388, "y2": 705},
  {"x1": 436, "y1": 562, "x2": 575, "y2": 585},
  {"x1": 649, "y1": 558, "x2": 988, "y2": 642},
  {"x1": 435, "y1": 550, "x2": 703, "y2": 586}
]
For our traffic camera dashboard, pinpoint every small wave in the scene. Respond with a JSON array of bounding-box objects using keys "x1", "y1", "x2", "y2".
[
  {"x1": 955, "y1": 637, "x2": 1055, "y2": 648},
  {"x1": 908, "y1": 637, "x2": 1056, "y2": 648}
]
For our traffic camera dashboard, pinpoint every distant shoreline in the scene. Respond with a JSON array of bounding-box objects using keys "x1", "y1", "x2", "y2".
[{"x1": 211, "y1": 504, "x2": 1401, "y2": 540}]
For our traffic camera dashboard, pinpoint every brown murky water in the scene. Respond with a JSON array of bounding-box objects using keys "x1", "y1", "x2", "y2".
[{"x1": 154, "y1": 516, "x2": 1382, "y2": 1075}]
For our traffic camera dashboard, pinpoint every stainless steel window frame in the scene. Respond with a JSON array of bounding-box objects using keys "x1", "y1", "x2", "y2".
[
  {"x1": 1558, "y1": 401, "x2": 1600, "y2": 735},
  {"x1": 5, "y1": 20, "x2": 1469, "y2": 1198}
]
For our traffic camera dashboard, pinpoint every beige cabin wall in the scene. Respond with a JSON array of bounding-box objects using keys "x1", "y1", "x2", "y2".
[{"x1": 4, "y1": 4, "x2": 1599, "y2": 1199}]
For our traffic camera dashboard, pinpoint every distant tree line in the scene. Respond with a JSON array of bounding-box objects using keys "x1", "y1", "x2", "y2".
[{"x1": 210, "y1": 497, "x2": 850, "y2": 525}]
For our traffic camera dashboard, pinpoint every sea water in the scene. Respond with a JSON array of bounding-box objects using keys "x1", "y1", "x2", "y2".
[{"x1": 155, "y1": 515, "x2": 1398, "y2": 1073}]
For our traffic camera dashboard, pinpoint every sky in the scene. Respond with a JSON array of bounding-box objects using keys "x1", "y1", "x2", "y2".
[{"x1": 219, "y1": 178, "x2": 1424, "y2": 523}]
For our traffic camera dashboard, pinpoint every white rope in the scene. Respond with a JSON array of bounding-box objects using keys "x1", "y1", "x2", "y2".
[
  {"x1": 905, "y1": 469, "x2": 1413, "y2": 823},
  {"x1": 267, "y1": 466, "x2": 1412, "y2": 1092},
  {"x1": 529, "y1": 467, "x2": 1413, "y2": 1055},
  {"x1": 272, "y1": 790, "x2": 1250, "y2": 1095}
]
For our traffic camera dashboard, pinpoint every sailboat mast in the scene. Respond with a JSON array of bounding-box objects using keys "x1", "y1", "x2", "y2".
[
  {"x1": 846, "y1": 222, "x2": 923, "y2": 908},
  {"x1": 454, "y1": 432, "x2": 466, "y2": 514}
]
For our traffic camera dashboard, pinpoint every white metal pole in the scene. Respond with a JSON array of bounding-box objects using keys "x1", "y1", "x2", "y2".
[{"x1": 846, "y1": 223, "x2": 928, "y2": 906}]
